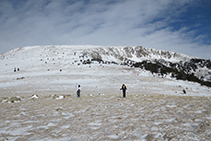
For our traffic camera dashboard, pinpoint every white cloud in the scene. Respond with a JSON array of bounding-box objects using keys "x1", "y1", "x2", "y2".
[{"x1": 0, "y1": 0, "x2": 210, "y2": 59}]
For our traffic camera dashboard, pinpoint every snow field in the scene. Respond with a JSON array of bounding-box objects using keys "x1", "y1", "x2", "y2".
[
  {"x1": 0, "y1": 63, "x2": 210, "y2": 98},
  {"x1": 0, "y1": 45, "x2": 210, "y2": 98},
  {"x1": 0, "y1": 45, "x2": 211, "y2": 140},
  {"x1": 0, "y1": 94, "x2": 211, "y2": 140}
]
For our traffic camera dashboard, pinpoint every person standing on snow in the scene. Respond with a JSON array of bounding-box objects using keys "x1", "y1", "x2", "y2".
[
  {"x1": 120, "y1": 84, "x2": 127, "y2": 98},
  {"x1": 77, "y1": 85, "x2": 81, "y2": 98}
]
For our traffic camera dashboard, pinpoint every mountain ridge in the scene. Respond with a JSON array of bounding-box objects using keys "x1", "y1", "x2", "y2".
[{"x1": 0, "y1": 45, "x2": 210, "y2": 86}]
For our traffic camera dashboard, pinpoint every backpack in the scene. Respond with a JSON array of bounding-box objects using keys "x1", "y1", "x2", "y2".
[{"x1": 123, "y1": 85, "x2": 125, "y2": 89}]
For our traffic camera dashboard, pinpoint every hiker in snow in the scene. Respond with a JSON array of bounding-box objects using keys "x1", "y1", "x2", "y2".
[
  {"x1": 77, "y1": 85, "x2": 81, "y2": 98},
  {"x1": 120, "y1": 84, "x2": 127, "y2": 98}
]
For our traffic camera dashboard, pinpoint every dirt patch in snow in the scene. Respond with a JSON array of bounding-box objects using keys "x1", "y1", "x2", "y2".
[{"x1": 0, "y1": 94, "x2": 211, "y2": 140}]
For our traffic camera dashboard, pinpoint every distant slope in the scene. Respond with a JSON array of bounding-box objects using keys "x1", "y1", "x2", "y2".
[
  {"x1": 0, "y1": 45, "x2": 210, "y2": 86},
  {"x1": 84, "y1": 46, "x2": 211, "y2": 84}
]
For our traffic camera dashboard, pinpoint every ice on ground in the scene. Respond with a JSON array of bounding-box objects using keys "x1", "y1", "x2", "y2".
[
  {"x1": 107, "y1": 134, "x2": 119, "y2": 139},
  {"x1": 62, "y1": 112, "x2": 75, "y2": 119},
  {"x1": 61, "y1": 124, "x2": 70, "y2": 129},
  {"x1": 0, "y1": 94, "x2": 210, "y2": 140},
  {"x1": 55, "y1": 95, "x2": 64, "y2": 100},
  {"x1": 47, "y1": 123, "x2": 57, "y2": 127}
]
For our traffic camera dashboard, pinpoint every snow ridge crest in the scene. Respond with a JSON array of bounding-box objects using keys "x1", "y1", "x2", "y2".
[{"x1": 0, "y1": 45, "x2": 210, "y2": 84}]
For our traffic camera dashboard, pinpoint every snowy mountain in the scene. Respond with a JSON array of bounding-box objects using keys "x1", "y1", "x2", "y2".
[
  {"x1": 5, "y1": 46, "x2": 211, "y2": 81},
  {"x1": 1, "y1": 45, "x2": 211, "y2": 83},
  {"x1": 0, "y1": 45, "x2": 211, "y2": 97},
  {"x1": 84, "y1": 46, "x2": 211, "y2": 84},
  {"x1": 1, "y1": 45, "x2": 211, "y2": 141}
]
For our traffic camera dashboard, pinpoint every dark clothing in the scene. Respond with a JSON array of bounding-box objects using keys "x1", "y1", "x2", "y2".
[
  {"x1": 123, "y1": 90, "x2": 126, "y2": 98},
  {"x1": 77, "y1": 85, "x2": 81, "y2": 98},
  {"x1": 77, "y1": 90, "x2": 80, "y2": 97},
  {"x1": 120, "y1": 85, "x2": 127, "y2": 98}
]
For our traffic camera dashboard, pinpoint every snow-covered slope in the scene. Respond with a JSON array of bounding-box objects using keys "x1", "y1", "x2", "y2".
[
  {"x1": 0, "y1": 45, "x2": 195, "y2": 75},
  {"x1": 84, "y1": 46, "x2": 191, "y2": 63},
  {"x1": 1, "y1": 45, "x2": 211, "y2": 141},
  {"x1": 0, "y1": 45, "x2": 210, "y2": 97},
  {"x1": 1, "y1": 45, "x2": 209, "y2": 81}
]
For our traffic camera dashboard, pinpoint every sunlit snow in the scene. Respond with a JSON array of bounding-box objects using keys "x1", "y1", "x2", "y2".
[{"x1": 0, "y1": 45, "x2": 210, "y2": 140}]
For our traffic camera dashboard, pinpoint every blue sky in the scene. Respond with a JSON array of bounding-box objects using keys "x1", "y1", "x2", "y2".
[{"x1": 0, "y1": 0, "x2": 210, "y2": 59}]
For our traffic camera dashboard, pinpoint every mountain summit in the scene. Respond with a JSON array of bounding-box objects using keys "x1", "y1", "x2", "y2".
[{"x1": 1, "y1": 45, "x2": 210, "y2": 83}]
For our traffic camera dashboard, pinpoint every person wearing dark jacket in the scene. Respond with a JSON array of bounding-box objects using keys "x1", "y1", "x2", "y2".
[
  {"x1": 77, "y1": 85, "x2": 81, "y2": 98},
  {"x1": 120, "y1": 84, "x2": 127, "y2": 98}
]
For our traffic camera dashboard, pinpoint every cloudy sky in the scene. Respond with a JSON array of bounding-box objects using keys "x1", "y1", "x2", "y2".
[{"x1": 0, "y1": 0, "x2": 211, "y2": 59}]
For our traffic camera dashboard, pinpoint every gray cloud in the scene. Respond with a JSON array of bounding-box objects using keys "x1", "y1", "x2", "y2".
[{"x1": 0, "y1": 0, "x2": 210, "y2": 59}]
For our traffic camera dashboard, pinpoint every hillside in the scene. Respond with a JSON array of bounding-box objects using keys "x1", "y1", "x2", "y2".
[
  {"x1": 0, "y1": 45, "x2": 210, "y2": 96},
  {"x1": 0, "y1": 45, "x2": 211, "y2": 140}
]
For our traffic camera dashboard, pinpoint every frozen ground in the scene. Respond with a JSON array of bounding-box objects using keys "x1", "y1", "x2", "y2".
[
  {"x1": 0, "y1": 45, "x2": 211, "y2": 140},
  {"x1": 0, "y1": 61, "x2": 211, "y2": 141},
  {"x1": 0, "y1": 94, "x2": 211, "y2": 140}
]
